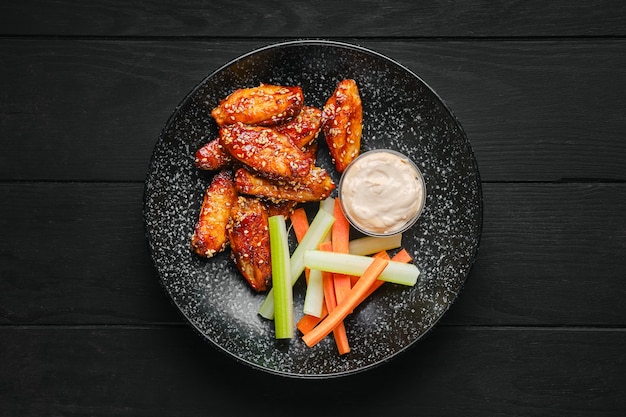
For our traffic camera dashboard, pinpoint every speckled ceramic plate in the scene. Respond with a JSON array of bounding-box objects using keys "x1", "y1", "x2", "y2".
[{"x1": 143, "y1": 40, "x2": 482, "y2": 378}]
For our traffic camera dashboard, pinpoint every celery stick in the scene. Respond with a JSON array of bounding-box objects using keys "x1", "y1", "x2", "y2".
[
  {"x1": 303, "y1": 250, "x2": 420, "y2": 286},
  {"x1": 318, "y1": 197, "x2": 335, "y2": 243},
  {"x1": 302, "y1": 268, "x2": 324, "y2": 317},
  {"x1": 289, "y1": 208, "x2": 335, "y2": 283},
  {"x1": 349, "y1": 234, "x2": 403, "y2": 256},
  {"x1": 258, "y1": 207, "x2": 335, "y2": 319},
  {"x1": 268, "y1": 215, "x2": 293, "y2": 339},
  {"x1": 319, "y1": 196, "x2": 335, "y2": 214}
]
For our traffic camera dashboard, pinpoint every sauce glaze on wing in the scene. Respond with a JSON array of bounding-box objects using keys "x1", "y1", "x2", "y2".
[
  {"x1": 322, "y1": 79, "x2": 363, "y2": 173},
  {"x1": 195, "y1": 138, "x2": 232, "y2": 171},
  {"x1": 211, "y1": 84, "x2": 304, "y2": 127},
  {"x1": 219, "y1": 122, "x2": 312, "y2": 181},
  {"x1": 234, "y1": 166, "x2": 335, "y2": 203},
  {"x1": 228, "y1": 196, "x2": 272, "y2": 292},
  {"x1": 274, "y1": 105, "x2": 323, "y2": 149},
  {"x1": 190, "y1": 170, "x2": 237, "y2": 258}
]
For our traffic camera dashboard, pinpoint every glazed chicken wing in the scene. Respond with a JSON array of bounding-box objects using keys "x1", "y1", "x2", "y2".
[
  {"x1": 190, "y1": 170, "x2": 238, "y2": 258},
  {"x1": 322, "y1": 79, "x2": 363, "y2": 173},
  {"x1": 194, "y1": 138, "x2": 232, "y2": 171},
  {"x1": 274, "y1": 105, "x2": 323, "y2": 149},
  {"x1": 211, "y1": 84, "x2": 304, "y2": 127},
  {"x1": 234, "y1": 166, "x2": 335, "y2": 203},
  {"x1": 263, "y1": 200, "x2": 298, "y2": 218},
  {"x1": 219, "y1": 122, "x2": 312, "y2": 181},
  {"x1": 301, "y1": 140, "x2": 318, "y2": 164},
  {"x1": 228, "y1": 196, "x2": 272, "y2": 292}
]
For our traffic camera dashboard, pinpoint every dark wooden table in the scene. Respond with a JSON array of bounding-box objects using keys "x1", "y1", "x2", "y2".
[{"x1": 2, "y1": 1, "x2": 625, "y2": 415}]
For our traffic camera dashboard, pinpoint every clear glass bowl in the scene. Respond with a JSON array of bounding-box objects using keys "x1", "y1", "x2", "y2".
[{"x1": 338, "y1": 149, "x2": 426, "y2": 237}]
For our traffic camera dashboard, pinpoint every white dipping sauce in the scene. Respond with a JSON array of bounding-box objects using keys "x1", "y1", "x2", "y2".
[{"x1": 339, "y1": 150, "x2": 425, "y2": 236}]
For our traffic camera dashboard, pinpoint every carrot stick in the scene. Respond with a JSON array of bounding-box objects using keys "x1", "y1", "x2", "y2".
[
  {"x1": 331, "y1": 199, "x2": 350, "y2": 253},
  {"x1": 297, "y1": 303, "x2": 328, "y2": 334},
  {"x1": 349, "y1": 275, "x2": 359, "y2": 286},
  {"x1": 318, "y1": 241, "x2": 350, "y2": 354},
  {"x1": 289, "y1": 207, "x2": 311, "y2": 282},
  {"x1": 323, "y1": 269, "x2": 350, "y2": 354},
  {"x1": 374, "y1": 251, "x2": 391, "y2": 260},
  {"x1": 359, "y1": 251, "x2": 391, "y2": 295},
  {"x1": 332, "y1": 199, "x2": 352, "y2": 303},
  {"x1": 321, "y1": 269, "x2": 336, "y2": 321},
  {"x1": 392, "y1": 248, "x2": 413, "y2": 264},
  {"x1": 319, "y1": 241, "x2": 335, "y2": 305},
  {"x1": 290, "y1": 207, "x2": 309, "y2": 242},
  {"x1": 322, "y1": 266, "x2": 337, "y2": 310},
  {"x1": 357, "y1": 249, "x2": 413, "y2": 304},
  {"x1": 302, "y1": 257, "x2": 389, "y2": 348}
]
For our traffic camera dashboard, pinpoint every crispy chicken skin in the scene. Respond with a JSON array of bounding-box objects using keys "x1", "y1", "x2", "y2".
[
  {"x1": 228, "y1": 196, "x2": 272, "y2": 292},
  {"x1": 190, "y1": 170, "x2": 238, "y2": 258},
  {"x1": 219, "y1": 122, "x2": 312, "y2": 181},
  {"x1": 301, "y1": 141, "x2": 318, "y2": 164},
  {"x1": 264, "y1": 200, "x2": 298, "y2": 218},
  {"x1": 274, "y1": 106, "x2": 323, "y2": 149},
  {"x1": 195, "y1": 138, "x2": 232, "y2": 171},
  {"x1": 211, "y1": 84, "x2": 304, "y2": 127},
  {"x1": 235, "y1": 166, "x2": 335, "y2": 203},
  {"x1": 322, "y1": 79, "x2": 363, "y2": 173}
]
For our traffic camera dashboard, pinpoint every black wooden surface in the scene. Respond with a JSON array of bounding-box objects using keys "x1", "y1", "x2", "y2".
[{"x1": 1, "y1": 1, "x2": 625, "y2": 415}]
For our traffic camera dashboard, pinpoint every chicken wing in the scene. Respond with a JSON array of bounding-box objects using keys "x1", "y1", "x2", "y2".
[
  {"x1": 234, "y1": 166, "x2": 335, "y2": 203},
  {"x1": 322, "y1": 79, "x2": 362, "y2": 173},
  {"x1": 219, "y1": 122, "x2": 312, "y2": 181},
  {"x1": 211, "y1": 84, "x2": 304, "y2": 127},
  {"x1": 301, "y1": 140, "x2": 318, "y2": 164},
  {"x1": 228, "y1": 196, "x2": 272, "y2": 292},
  {"x1": 274, "y1": 105, "x2": 323, "y2": 149},
  {"x1": 264, "y1": 200, "x2": 298, "y2": 218},
  {"x1": 194, "y1": 138, "x2": 232, "y2": 171},
  {"x1": 190, "y1": 170, "x2": 238, "y2": 258}
]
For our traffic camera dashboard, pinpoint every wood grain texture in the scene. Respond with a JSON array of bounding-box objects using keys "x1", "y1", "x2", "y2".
[
  {"x1": 1, "y1": 326, "x2": 624, "y2": 416},
  {"x1": 1, "y1": 183, "x2": 624, "y2": 326},
  {"x1": 0, "y1": 183, "x2": 180, "y2": 324},
  {"x1": 1, "y1": 39, "x2": 625, "y2": 182},
  {"x1": 444, "y1": 183, "x2": 626, "y2": 326},
  {"x1": 1, "y1": 0, "x2": 626, "y2": 37}
]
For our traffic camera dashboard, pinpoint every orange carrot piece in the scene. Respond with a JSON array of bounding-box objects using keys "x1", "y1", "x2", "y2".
[
  {"x1": 392, "y1": 248, "x2": 413, "y2": 264},
  {"x1": 332, "y1": 322, "x2": 350, "y2": 354},
  {"x1": 360, "y1": 251, "x2": 391, "y2": 295},
  {"x1": 297, "y1": 303, "x2": 329, "y2": 334},
  {"x1": 302, "y1": 257, "x2": 389, "y2": 348},
  {"x1": 349, "y1": 275, "x2": 359, "y2": 286},
  {"x1": 332, "y1": 199, "x2": 352, "y2": 303},
  {"x1": 357, "y1": 249, "x2": 413, "y2": 304},
  {"x1": 290, "y1": 207, "x2": 309, "y2": 242},
  {"x1": 324, "y1": 270, "x2": 350, "y2": 354},
  {"x1": 290, "y1": 207, "x2": 311, "y2": 282},
  {"x1": 373, "y1": 251, "x2": 391, "y2": 261},
  {"x1": 322, "y1": 269, "x2": 337, "y2": 311},
  {"x1": 318, "y1": 240, "x2": 350, "y2": 354},
  {"x1": 373, "y1": 250, "x2": 390, "y2": 260},
  {"x1": 331, "y1": 199, "x2": 350, "y2": 253}
]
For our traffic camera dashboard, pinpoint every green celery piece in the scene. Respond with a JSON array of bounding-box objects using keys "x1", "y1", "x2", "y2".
[
  {"x1": 348, "y1": 233, "x2": 403, "y2": 256},
  {"x1": 302, "y1": 268, "x2": 324, "y2": 317},
  {"x1": 258, "y1": 207, "x2": 335, "y2": 319},
  {"x1": 319, "y1": 196, "x2": 335, "y2": 214},
  {"x1": 268, "y1": 215, "x2": 293, "y2": 339},
  {"x1": 303, "y1": 250, "x2": 420, "y2": 286}
]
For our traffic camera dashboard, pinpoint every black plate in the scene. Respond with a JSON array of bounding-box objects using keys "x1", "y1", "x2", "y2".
[{"x1": 143, "y1": 40, "x2": 482, "y2": 378}]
